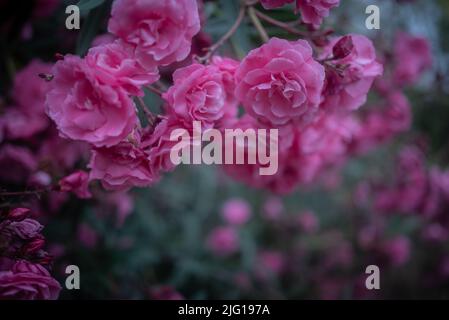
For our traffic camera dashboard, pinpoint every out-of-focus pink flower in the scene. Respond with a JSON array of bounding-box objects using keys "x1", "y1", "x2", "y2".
[
  {"x1": 382, "y1": 236, "x2": 410, "y2": 267},
  {"x1": 256, "y1": 250, "x2": 285, "y2": 277},
  {"x1": 92, "y1": 34, "x2": 116, "y2": 47},
  {"x1": 86, "y1": 40, "x2": 159, "y2": 97},
  {"x1": 297, "y1": 210, "x2": 319, "y2": 232},
  {"x1": 77, "y1": 223, "x2": 98, "y2": 248},
  {"x1": 221, "y1": 198, "x2": 252, "y2": 226},
  {"x1": 32, "y1": 0, "x2": 60, "y2": 18},
  {"x1": 0, "y1": 145, "x2": 37, "y2": 183},
  {"x1": 235, "y1": 38, "x2": 324, "y2": 127},
  {"x1": 46, "y1": 55, "x2": 136, "y2": 147},
  {"x1": 296, "y1": 0, "x2": 340, "y2": 28},
  {"x1": 320, "y1": 34, "x2": 383, "y2": 112},
  {"x1": 163, "y1": 63, "x2": 227, "y2": 129},
  {"x1": 1, "y1": 108, "x2": 49, "y2": 140},
  {"x1": 260, "y1": 0, "x2": 294, "y2": 10},
  {"x1": 108, "y1": 0, "x2": 200, "y2": 68},
  {"x1": 7, "y1": 208, "x2": 31, "y2": 222},
  {"x1": 393, "y1": 32, "x2": 432, "y2": 86},
  {"x1": 150, "y1": 286, "x2": 184, "y2": 300},
  {"x1": 59, "y1": 170, "x2": 92, "y2": 199},
  {"x1": 0, "y1": 261, "x2": 61, "y2": 300},
  {"x1": 263, "y1": 197, "x2": 284, "y2": 220},
  {"x1": 88, "y1": 131, "x2": 159, "y2": 191},
  {"x1": 206, "y1": 226, "x2": 239, "y2": 257},
  {"x1": 103, "y1": 192, "x2": 134, "y2": 226}
]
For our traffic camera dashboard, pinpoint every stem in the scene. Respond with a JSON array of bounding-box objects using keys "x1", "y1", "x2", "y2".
[
  {"x1": 137, "y1": 96, "x2": 156, "y2": 124},
  {"x1": 248, "y1": 7, "x2": 269, "y2": 42},
  {"x1": 0, "y1": 188, "x2": 53, "y2": 198},
  {"x1": 199, "y1": 6, "x2": 246, "y2": 63},
  {"x1": 146, "y1": 85, "x2": 163, "y2": 97}
]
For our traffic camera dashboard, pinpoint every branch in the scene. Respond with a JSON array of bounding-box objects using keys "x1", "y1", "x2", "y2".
[
  {"x1": 198, "y1": 5, "x2": 246, "y2": 64},
  {"x1": 248, "y1": 6, "x2": 269, "y2": 42},
  {"x1": 0, "y1": 187, "x2": 54, "y2": 199}
]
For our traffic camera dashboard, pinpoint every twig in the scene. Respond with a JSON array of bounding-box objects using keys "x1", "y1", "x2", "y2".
[
  {"x1": 146, "y1": 85, "x2": 163, "y2": 97},
  {"x1": 198, "y1": 6, "x2": 246, "y2": 64},
  {"x1": 248, "y1": 6, "x2": 269, "y2": 42},
  {"x1": 137, "y1": 96, "x2": 156, "y2": 125},
  {"x1": 0, "y1": 187, "x2": 54, "y2": 198}
]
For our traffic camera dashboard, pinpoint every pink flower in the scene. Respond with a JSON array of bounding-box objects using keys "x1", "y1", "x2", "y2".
[
  {"x1": 0, "y1": 145, "x2": 38, "y2": 183},
  {"x1": 7, "y1": 219, "x2": 43, "y2": 240},
  {"x1": 2, "y1": 107, "x2": 49, "y2": 140},
  {"x1": 260, "y1": 0, "x2": 294, "y2": 9},
  {"x1": 211, "y1": 56, "x2": 240, "y2": 128},
  {"x1": 88, "y1": 132, "x2": 159, "y2": 191},
  {"x1": 320, "y1": 35, "x2": 383, "y2": 112},
  {"x1": 0, "y1": 261, "x2": 61, "y2": 300},
  {"x1": 163, "y1": 63, "x2": 227, "y2": 129},
  {"x1": 393, "y1": 32, "x2": 432, "y2": 86},
  {"x1": 59, "y1": 170, "x2": 92, "y2": 199},
  {"x1": 297, "y1": 210, "x2": 319, "y2": 232},
  {"x1": 143, "y1": 117, "x2": 191, "y2": 173},
  {"x1": 382, "y1": 237, "x2": 410, "y2": 267},
  {"x1": 256, "y1": 250, "x2": 285, "y2": 277},
  {"x1": 296, "y1": 0, "x2": 340, "y2": 28},
  {"x1": 263, "y1": 197, "x2": 284, "y2": 220},
  {"x1": 235, "y1": 38, "x2": 324, "y2": 127},
  {"x1": 108, "y1": 0, "x2": 200, "y2": 67},
  {"x1": 46, "y1": 55, "x2": 137, "y2": 147},
  {"x1": 86, "y1": 40, "x2": 159, "y2": 97},
  {"x1": 206, "y1": 227, "x2": 239, "y2": 257},
  {"x1": 221, "y1": 198, "x2": 252, "y2": 226},
  {"x1": 150, "y1": 286, "x2": 184, "y2": 300},
  {"x1": 77, "y1": 223, "x2": 98, "y2": 248}
]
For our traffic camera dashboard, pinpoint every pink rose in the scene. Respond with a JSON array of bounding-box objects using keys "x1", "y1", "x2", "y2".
[
  {"x1": 211, "y1": 56, "x2": 240, "y2": 129},
  {"x1": 320, "y1": 34, "x2": 383, "y2": 112},
  {"x1": 0, "y1": 261, "x2": 61, "y2": 300},
  {"x1": 206, "y1": 227, "x2": 239, "y2": 257},
  {"x1": 46, "y1": 55, "x2": 137, "y2": 147},
  {"x1": 108, "y1": 0, "x2": 200, "y2": 67},
  {"x1": 296, "y1": 0, "x2": 340, "y2": 28},
  {"x1": 59, "y1": 170, "x2": 92, "y2": 199},
  {"x1": 163, "y1": 63, "x2": 227, "y2": 129},
  {"x1": 88, "y1": 131, "x2": 159, "y2": 191},
  {"x1": 260, "y1": 0, "x2": 294, "y2": 9},
  {"x1": 143, "y1": 117, "x2": 192, "y2": 174},
  {"x1": 393, "y1": 32, "x2": 432, "y2": 86},
  {"x1": 235, "y1": 38, "x2": 324, "y2": 127},
  {"x1": 221, "y1": 198, "x2": 252, "y2": 226},
  {"x1": 86, "y1": 40, "x2": 159, "y2": 97}
]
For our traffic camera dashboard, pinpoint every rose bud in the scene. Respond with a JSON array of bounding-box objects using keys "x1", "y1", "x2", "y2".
[{"x1": 7, "y1": 208, "x2": 31, "y2": 222}]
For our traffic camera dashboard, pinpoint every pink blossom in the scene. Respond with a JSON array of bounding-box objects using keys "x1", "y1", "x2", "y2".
[
  {"x1": 260, "y1": 0, "x2": 294, "y2": 10},
  {"x1": 393, "y1": 32, "x2": 432, "y2": 86},
  {"x1": 0, "y1": 261, "x2": 60, "y2": 300},
  {"x1": 150, "y1": 286, "x2": 184, "y2": 300},
  {"x1": 256, "y1": 250, "x2": 285, "y2": 277},
  {"x1": 7, "y1": 208, "x2": 31, "y2": 222},
  {"x1": 206, "y1": 227, "x2": 239, "y2": 257},
  {"x1": 320, "y1": 35, "x2": 383, "y2": 112},
  {"x1": 92, "y1": 34, "x2": 116, "y2": 47},
  {"x1": 235, "y1": 38, "x2": 324, "y2": 127},
  {"x1": 221, "y1": 198, "x2": 252, "y2": 226},
  {"x1": 2, "y1": 107, "x2": 49, "y2": 140},
  {"x1": 86, "y1": 40, "x2": 159, "y2": 97},
  {"x1": 382, "y1": 236, "x2": 411, "y2": 267},
  {"x1": 77, "y1": 223, "x2": 98, "y2": 248},
  {"x1": 59, "y1": 170, "x2": 92, "y2": 199},
  {"x1": 7, "y1": 219, "x2": 43, "y2": 240},
  {"x1": 108, "y1": 0, "x2": 200, "y2": 67},
  {"x1": 297, "y1": 210, "x2": 319, "y2": 232},
  {"x1": 0, "y1": 145, "x2": 38, "y2": 183},
  {"x1": 296, "y1": 0, "x2": 340, "y2": 28},
  {"x1": 46, "y1": 55, "x2": 137, "y2": 147},
  {"x1": 88, "y1": 131, "x2": 159, "y2": 191},
  {"x1": 263, "y1": 196, "x2": 284, "y2": 220},
  {"x1": 163, "y1": 63, "x2": 227, "y2": 129},
  {"x1": 143, "y1": 117, "x2": 192, "y2": 173}
]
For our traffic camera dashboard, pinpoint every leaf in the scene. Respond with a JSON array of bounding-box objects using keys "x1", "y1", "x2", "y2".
[
  {"x1": 76, "y1": 2, "x2": 110, "y2": 56},
  {"x1": 76, "y1": 0, "x2": 106, "y2": 15}
]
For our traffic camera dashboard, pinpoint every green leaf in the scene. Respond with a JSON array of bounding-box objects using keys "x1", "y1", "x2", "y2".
[
  {"x1": 76, "y1": 2, "x2": 110, "y2": 56},
  {"x1": 76, "y1": 0, "x2": 106, "y2": 15}
]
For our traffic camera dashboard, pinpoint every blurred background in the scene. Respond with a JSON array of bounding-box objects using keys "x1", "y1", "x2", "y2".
[{"x1": 1, "y1": 0, "x2": 449, "y2": 299}]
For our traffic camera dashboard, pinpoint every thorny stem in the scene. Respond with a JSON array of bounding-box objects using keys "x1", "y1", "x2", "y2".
[
  {"x1": 198, "y1": 5, "x2": 247, "y2": 64},
  {"x1": 248, "y1": 6, "x2": 269, "y2": 42}
]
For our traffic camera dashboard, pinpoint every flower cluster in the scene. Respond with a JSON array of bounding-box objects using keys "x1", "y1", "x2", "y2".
[{"x1": 0, "y1": 208, "x2": 61, "y2": 300}]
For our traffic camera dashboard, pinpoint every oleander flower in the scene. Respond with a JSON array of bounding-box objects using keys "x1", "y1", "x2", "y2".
[
  {"x1": 59, "y1": 170, "x2": 92, "y2": 199},
  {"x1": 108, "y1": 0, "x2": 200, "y2": 68},
  {"x1": 235, "y1": 38, "x2": 325, "y2": 127},
  {"x1": 0, "y1": 145, "x2": 38, "y2": 183},
  {"x1": 221, "y1": 198, "x2": 252, "y2": 226},
  {"x1": 86, "y1": 40, "x2": 159, "y2": 97},
  {"x1": 46, "y1": 55, "x2": 137, "y2": 147},
  {"x1": 296, "y1": 0, "x2": 340, "y2": 28},
  {"x1": 206, "y1": 226, "x2": 239, "y2": 257},
  {"x1": 88, "y1": 131, "x2": 159, "y2": 191},
  {"x1": 0, "y1": 261, "x2": 61, "y2": 300},
  {"x1": 320, "y1": 34, "x2": 383, "y2": 112},
  {"x1": 393, "y1": 32, "x2": 432, "y2": 86},
  {"x1": 163, "y1": 63, "x2": 227, "y2": 128},
  {"x1": 7, "y1": 219, "x2": 43, "y2": 240}
]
